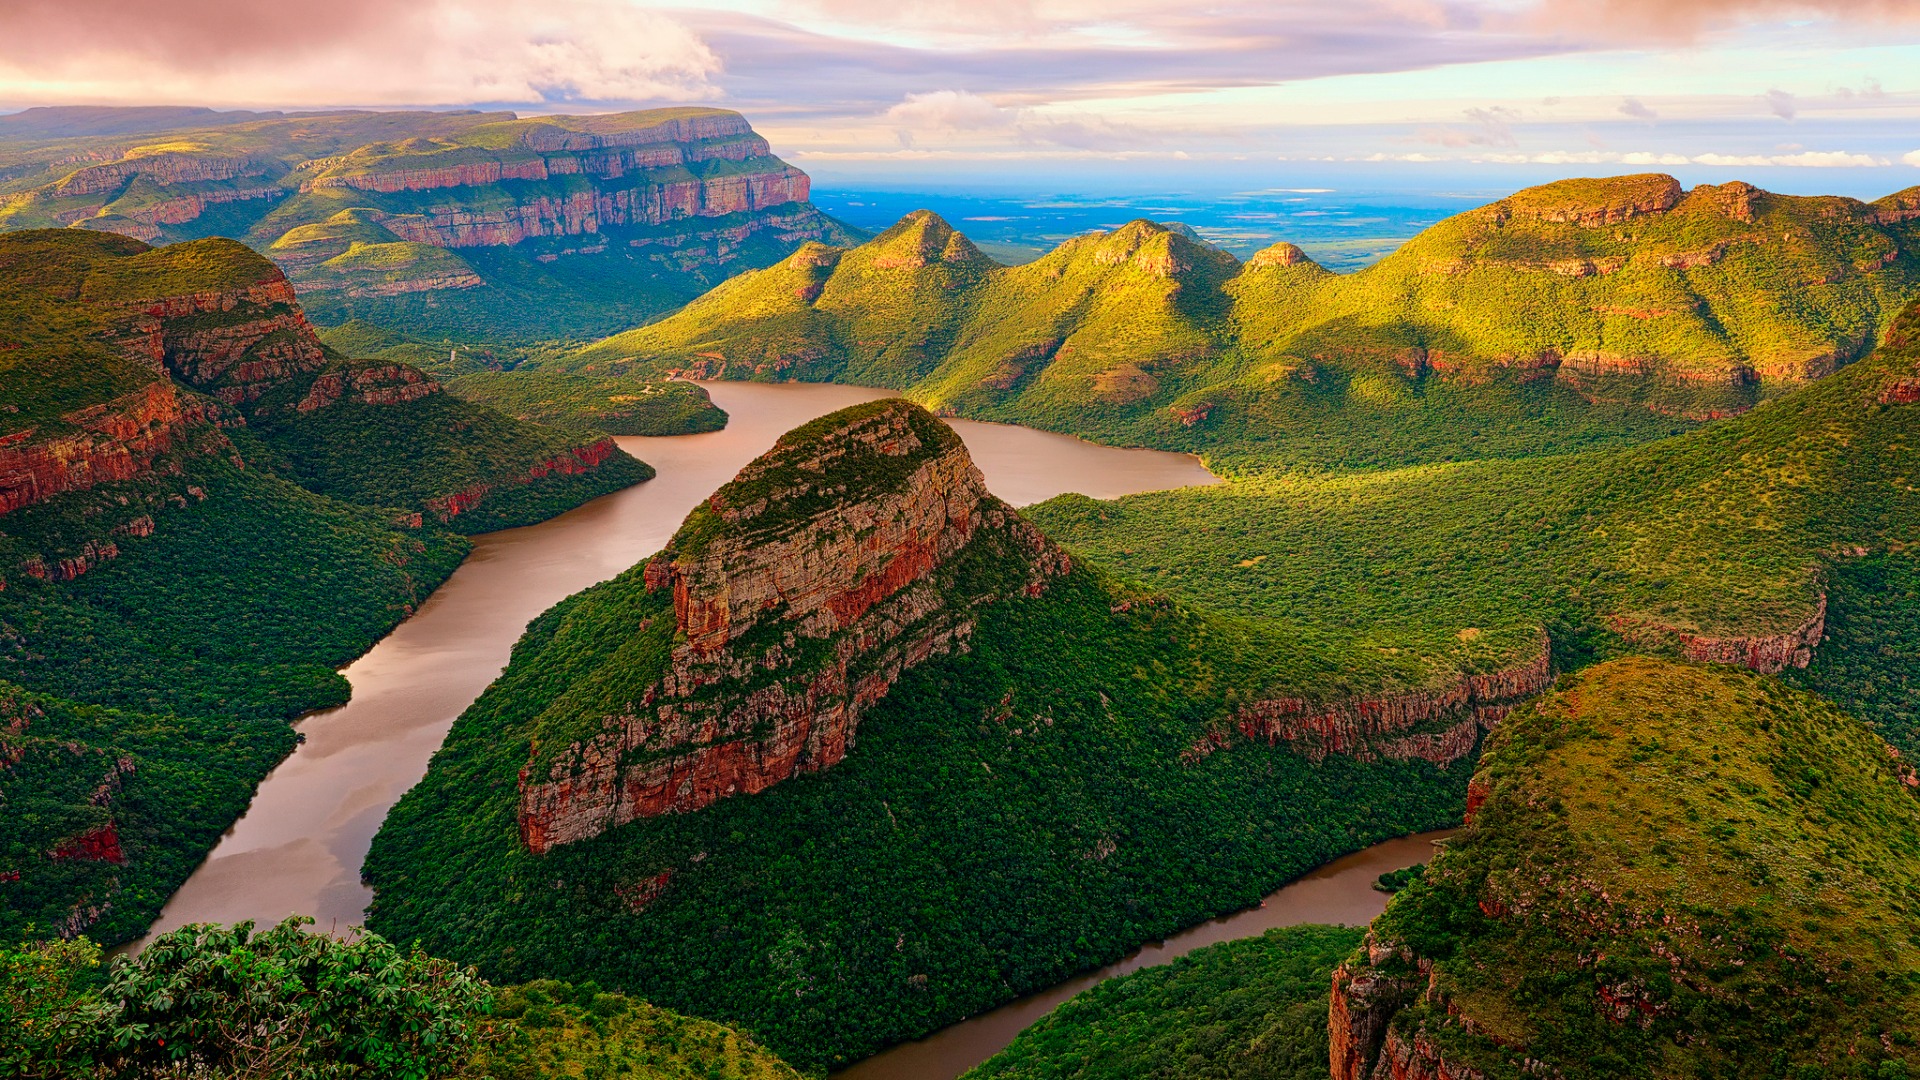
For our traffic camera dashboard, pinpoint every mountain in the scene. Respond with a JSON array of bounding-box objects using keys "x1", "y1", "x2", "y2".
[
  {"x1": 0, "y1": 105, "x2": 295, "y2": 138},
  {"x1": 0, "y1": 228, "x2": 646, "y2": 942},
  {"x1": 363, "y1": 400, "x2": 1472, "y2": 1068},
  {"x1": 1338, "y1": 657, "x2": 1920, "y2": 1078},
  {"x1": 559, "y1": 176, "x2": 1920, "y2": 472},
  {"x1": 0, "y1": 107, "x2": 862, "y2": 342}
]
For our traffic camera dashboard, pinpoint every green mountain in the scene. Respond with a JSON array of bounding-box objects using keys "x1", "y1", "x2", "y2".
[
  {"x1": 963, "y1": 925, "x2": 1363, "y2": 1080},
  {"x1": 0, "y1": 228, "x2": 646, "y2": 942},
  {"x1": 365, "y1": 291, "x2": 1920, "y2": 1069},
  {"x1": 0, "y1": 107, "x2": 862, "y2": 342},
  {"x1": 363, "y1": 400, "x2": 1471, "y2": 1069},
  {"x1": 1340, "y1": 657, "x2": 1920, "y2": 1078},
  {"x1": 560, "y1": 176, "x2": 1920, "y2": 473}
]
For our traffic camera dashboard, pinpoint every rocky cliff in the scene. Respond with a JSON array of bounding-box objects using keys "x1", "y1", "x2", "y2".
[
  {"x1": 1329, "y1": 658, "x2": 1920, "y2": 1079},
  {"x1": 1234, "y1": 634, "x2": 1553, "y2": 767},
  {"x1": 0, "y1": 108, "x2": 859, "y2": 340},
  {"x1": 516, "y1": 400, "x2": 1068, "y2": 853}
]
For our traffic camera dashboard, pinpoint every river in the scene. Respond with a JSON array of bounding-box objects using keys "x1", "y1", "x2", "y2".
[
  {"x1": 136, "y1": 381, "x2": 1221, "y2": 942},
  {"x1": 835, "y1": 829, "x2": 1452, "y2": 1080}
]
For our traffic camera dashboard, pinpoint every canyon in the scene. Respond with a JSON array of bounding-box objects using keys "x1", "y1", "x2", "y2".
[
  {"x1": 516, "y1": 399, "x2": 1072, "y2": 852},
  {"x1": 0, "y1": 107, "x2": 859, "y2": 339}
]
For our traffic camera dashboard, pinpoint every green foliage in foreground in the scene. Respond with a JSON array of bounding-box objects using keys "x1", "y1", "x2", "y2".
[
  {"x1": 963, "y1": 925, "x2": 1363, "y2": 1080},
  {"x1": 1370, "y1": 658, "x2": 1920, "y2": 1078},
  {"x1": 446, "y1": 372, "x2": 729, "y2": 436},
  {"x1": 0, "y1": 922, "x2": 806, "y2": 1080},
  {"x1": 366, "y1": 553, "x2": 1466, "y2": 1071},
  {"x1": 2, "y1": 918, "x2": 491, "y2": 1079}
]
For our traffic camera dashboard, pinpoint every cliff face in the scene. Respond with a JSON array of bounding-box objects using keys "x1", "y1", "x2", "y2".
[
  {"x1": 0, "y1": 108, "x2": 856, "y2": 339},
  {"x1": 517, "y1": 400, "x2": 1068, "y2": 853},
  {"x1": 0, "y1": 381, "x2": 214, "y2": 517},
  {"x1": 1234, "y1": 634, "x2": 1553, "y2": 767},
  {"x1": 1608, "y1": 594, "x2": 1826, "y2": 673}
]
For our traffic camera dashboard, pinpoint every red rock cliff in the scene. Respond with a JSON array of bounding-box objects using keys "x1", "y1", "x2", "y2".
[
  {"x1": 1236, "y1": 633, "x2": 1553, "y2": 767},
  {"x1": 516, "y1": 401, "x2": 1069, "y2": 853},
  {"x1": 0, "y1": 381, "x2": 214, "y2": 517}
]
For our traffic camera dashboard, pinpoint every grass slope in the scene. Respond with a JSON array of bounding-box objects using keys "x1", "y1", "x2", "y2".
[
  {"x1": 962, "y1": 925, "x2": 1363, "y2": 1080},
  {"x1": 560, "y1": 177, "x2": 1920, "y2": 473},
  {"x1": 466, "y1": 980, "x2": 803, "y2": 1080},
  {"x1": 1370, "y1": 657, "x2": 1920, "y2": 1077},
  {"x1": 1029, "y1": 299, "x2": 1920, "y2": 719}
]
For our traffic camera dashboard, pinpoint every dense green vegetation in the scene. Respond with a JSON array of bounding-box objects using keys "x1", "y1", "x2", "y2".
[
  {"x1": 238, "y1": 374, "x2": 654, "y2": 533},
  {"x1": 446, "y1": 372, "x2": 729, "y2": 436},
  {"x1": 1, "y1": 921, "x2": 804, "y2": 1079},
  {"x1": 365, "y1": 409, "x2": 1469, "y2": 1069},
  {"x1": 1031, "y1": 304, "x2": 1920, "y2": 710},
  {"x1": 0, "y1": 107, "x2": 861, "y2": 342},
  {"x1": 1367, "y1": 658, "x2": 1920, "y2": 1077},
  {"x1": 963, "y1": 925, "x2": 1362, "y2": 1080},
  {"x1": 1785, "y1": 551, "x2": 1920, "y2": 753},
  {"x1": 0, "y1": 682, "x2": 294, "y2": 944},
  {"x1": 560, "y1": 178, "x2": 1920, "y2": 472},
  {"x1": 0, "y1": 227, "x2": 652, "y2": 946}
]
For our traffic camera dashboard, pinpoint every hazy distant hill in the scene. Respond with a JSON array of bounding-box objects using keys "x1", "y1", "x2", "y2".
[
  {"x1": 560, "y1": 175, "x2": 1920, "y2": 471},
  {"x1": 0, "y1": 107, "x2": 862, "y2": 342}
]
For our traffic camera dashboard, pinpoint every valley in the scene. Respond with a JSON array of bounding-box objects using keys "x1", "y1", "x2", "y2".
[{"x1": 3, "y1": 136, "x2": 1918, "y2": 1080}]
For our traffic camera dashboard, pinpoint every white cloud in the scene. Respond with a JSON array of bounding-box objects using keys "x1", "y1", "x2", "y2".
[{"x1": 1904, "y1": 150, "x2": 1920, "y2": 167}]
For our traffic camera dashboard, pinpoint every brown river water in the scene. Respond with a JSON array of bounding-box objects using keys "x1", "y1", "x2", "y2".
[
  {"x1": 137, "y1": 382, "x2": 1219, "y2": 941},
  {"x1": 129, "y1": 382, "x2": 1432, "y2": 1079},
  {"x1": 834, "y1": 829, "x2": 1452, "y2": 1080}
]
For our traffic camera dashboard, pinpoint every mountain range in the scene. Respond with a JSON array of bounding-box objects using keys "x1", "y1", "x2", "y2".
[
  {"x1": 557, "y1": 174, "x2": 1920, "y2": 471},
  {"x1": 0, "y1": 106, "x2": 861, "y2": 342}
]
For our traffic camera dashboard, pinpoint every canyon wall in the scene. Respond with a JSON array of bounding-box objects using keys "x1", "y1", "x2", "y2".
[
  {"x1": 517, "y1": 401, "x2": 1069, "y2": 853},
  {"x1": 1234, "y1": 634, "x2": 1554, "y2": 767}
]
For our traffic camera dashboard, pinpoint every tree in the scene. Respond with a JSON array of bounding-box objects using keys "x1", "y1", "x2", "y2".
[{"x1": 106, "y1": 916, "x2": 491, "y2": 1080}]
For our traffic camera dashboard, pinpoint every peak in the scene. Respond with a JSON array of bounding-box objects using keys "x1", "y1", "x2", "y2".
[
  {"x1": 682, "y1": 399, "x2": 970, "y2": 547},
  {"x1": 864, "y1": 211, "x2": 990, "y2": 270},
  {"x1": 1066, "y1": 219, "x2": 1239, "y2": 278},
  {"x1": 1496, "y1": 173, "x2": 1683, "y2": 228},
  {"x1": 1246, "y1": 241, "x2": 1321, "y2": 271}
]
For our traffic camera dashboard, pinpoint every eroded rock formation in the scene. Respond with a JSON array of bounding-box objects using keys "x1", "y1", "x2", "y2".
[
  {"x1": 1235, "y1": 634, "x2": 1553, "y2": 766},
  {"x1": 516, "y1": 400, "x2": 1069, "y2": 853},
  {"x1": 1608, "y1": 594, "x2": 1826, "y2": 673}
]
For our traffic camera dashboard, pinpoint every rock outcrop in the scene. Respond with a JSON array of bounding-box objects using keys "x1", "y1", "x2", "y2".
[
  {"x1": 516, "y1": 400, "x2": 1069, "y2": 853},
  {"x1": 0, "y1": 381, "x2": 213, "y2": 517},
  {"x1": 1234, "y1": 633, "x2": 1553, "y2": 766},
  {"x1": 1607, "y1": 594, "x2": 1826, "y2": 673}
]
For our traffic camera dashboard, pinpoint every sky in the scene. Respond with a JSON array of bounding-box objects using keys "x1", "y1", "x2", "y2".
[{"x1": 3, "y1": 0, "x2": 1920, "y2": 195}]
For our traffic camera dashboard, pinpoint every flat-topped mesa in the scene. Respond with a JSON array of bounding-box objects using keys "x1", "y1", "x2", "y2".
[
  {"x1": 1491, "y1": 173, "x2": 1685, "y2": 227},
  {"x1": 516, "y1": 400, "x2": 1070, "y2": 853}
]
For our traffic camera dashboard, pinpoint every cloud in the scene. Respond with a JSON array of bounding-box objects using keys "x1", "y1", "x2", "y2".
[
  {"x1": 1359, "y1": 147, "x2": 1889, "y2": 167},
  {"x1": 1420, "y1": 106, "x2": 1520, "y2": 148},
  {"x1": 1618, "y1": 97, "x2": 1658, "y2": 120},
  {"x1": 1520, "y1": 0, "x2": 1920, "y2": 42},
  {"x1": 0, "y1": 0, "x2": 718, "y2": 107},
  {"x1": 1765, "y1": 89, "x2": 1797, "y2": 120},
  {"x1": 1903, "y1": 150, "x2": 1920, "y2": 166},
  {"x1": 880, "y1": 89, "x2": 1149, "y2": 150}
]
